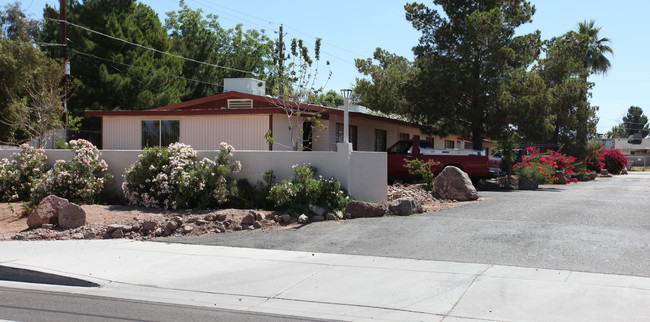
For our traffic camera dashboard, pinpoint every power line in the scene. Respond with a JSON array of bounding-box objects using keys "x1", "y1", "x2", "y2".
[
  {"x1": 70, "y1": 49, "x2": 221, "y2": 87},
  {"x1": 45, "y1": 17, "x2": 257, "y2": 76}
]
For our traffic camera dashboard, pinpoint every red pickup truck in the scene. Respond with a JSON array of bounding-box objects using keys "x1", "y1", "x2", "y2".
[{"x1": 387, "y1": 140, "x2": 503, "y2": 182}]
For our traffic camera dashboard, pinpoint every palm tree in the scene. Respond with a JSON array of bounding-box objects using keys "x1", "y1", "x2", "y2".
[{"x1": 577, "y1": 20, "x2": 613, "y2": 76}]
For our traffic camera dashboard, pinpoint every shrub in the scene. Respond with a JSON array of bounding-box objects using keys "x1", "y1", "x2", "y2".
[
  {"x1": 404, "y1": 158, "x2": 439, "y2": 191},
  {"x1": 513, "y1": 147, "x2": 578, "y2": 184},
  {"x1": 268, "y1": 163, "x2": 349, "y2": 214},
  {"x1": 585, "y1": 149, "x2": 605, "y2": 173},
  {"x1": 0, "y1": 144, "x2": 48, "y2": 201},
  {"x1": 600, "y1": 148, "x2": 628, "y2": 174},
  {"x1": 31, "y1": 139, "x2": 110, "y2": 204},
  {"x1": 228, "y1": 170, "x2": 276, "y2": 209},
  {"x1": 123, "y1": 142, "x2": 241, "y2": 209}
]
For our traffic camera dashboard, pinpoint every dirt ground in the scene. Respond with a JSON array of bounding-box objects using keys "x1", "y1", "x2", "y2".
[{"x1": 0, "y1": 184, "x2": 476, "y2": 241}]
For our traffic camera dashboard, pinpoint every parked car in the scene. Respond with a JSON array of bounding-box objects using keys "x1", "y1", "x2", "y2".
[{"x1": 387, "y1": 140, "x2": 503, "y2": 182}]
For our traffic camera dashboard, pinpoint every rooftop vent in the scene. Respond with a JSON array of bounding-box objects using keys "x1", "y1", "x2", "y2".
[
  {"x1": 224, "y1": 78, "x2": 266, "y2": 96},
  {"x1": 227, "y1": 99, "x2": 253, "y2": 109},
  {"x1": 337, "y1": 105, "x2": 367, "y2": 113}
]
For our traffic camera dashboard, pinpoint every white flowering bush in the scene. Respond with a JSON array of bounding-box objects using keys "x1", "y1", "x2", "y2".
[
  {"x1": 268, "y1": 163, "x2": 349, "y2": 214},
  {"x1": 123, "y1": 142, "x2": 241, "y2": 209},
  {"x1": 0, "y1": 144, "x2": 48, "y2": 201},
  {"x1": 30, "y1": 139, "x2": 110, "y2": 204}
]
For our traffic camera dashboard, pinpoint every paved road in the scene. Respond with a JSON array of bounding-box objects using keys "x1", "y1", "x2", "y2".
[
  {"x1": 0, "y1": 286, "x2": 326, "y2": 322},
  {"x1": 165, "y1": 172, "x2": 650, "y2": 277}
]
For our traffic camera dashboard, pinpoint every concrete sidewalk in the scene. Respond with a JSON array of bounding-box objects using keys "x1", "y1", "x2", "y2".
[{"x1": 0, "y1": 240, "x2": 649, "y2": 321}]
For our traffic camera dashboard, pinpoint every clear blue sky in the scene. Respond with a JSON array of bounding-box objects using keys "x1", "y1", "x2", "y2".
[{"x1": 21, "y1": 0, "x2": 648, "y2": 135}]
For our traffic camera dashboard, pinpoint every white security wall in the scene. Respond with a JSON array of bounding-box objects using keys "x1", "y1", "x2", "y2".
[{"x1": 0, "y1": 147, "x2": 387, "y2": 204}]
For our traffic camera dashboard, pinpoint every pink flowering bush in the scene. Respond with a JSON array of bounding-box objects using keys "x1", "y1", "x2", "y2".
[
  {"x1": 123, "y1": 142, "x2": 241, "y2": 209},
  {"x1": 31, "y1": 139, "x2": 110, "y2": 204},
  {"x1": 268, "y1": 163, "x2": 349, "y2": 214},
  {"x1": 513, "y1": 147, "x2": 578, "y2": 184},
  {"x1": 0, "y1": 144, "x2": 48, "y2": 201},
  {"x1": 599, "y1": 148, "x2": 628, "y2": 174},
  {"x1": 585, "y1": 149, "x2": 605, "y2": 173}
]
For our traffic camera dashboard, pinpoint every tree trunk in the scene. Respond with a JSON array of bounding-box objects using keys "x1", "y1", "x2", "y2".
[{"x1": 472, "y1": 127, "x2": 483, "y2": 150}]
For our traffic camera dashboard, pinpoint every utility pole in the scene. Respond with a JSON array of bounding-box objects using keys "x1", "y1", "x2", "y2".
[
  {"x1": 59, "y1": 0, "x2": 70, "y2": 131},
  {"x1": 278, "y1": 24, "x2": 284, "y2": 96}
]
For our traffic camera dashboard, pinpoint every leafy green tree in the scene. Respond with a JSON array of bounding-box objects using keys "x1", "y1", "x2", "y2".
[
  {"x1": 314, "y1": 89, "x2": 343, "y2": 108},
  {"x1": 0, "y1": 3, "x2": 64, "y2": 144},
  {"x1": 403, "y1": 0, "x2": 540, "y2": 150},
  {"x1": 165, "y1": 1, "x2": 275, "y2": 101},
  {"x1": 40, "y1": 0, "x2": 186, "y2": 131},
  {"x1": 354, "y1": 48, "x2": 415, "y2": 115},
  {"x1": 616, "y1": 106, "x2": 649, "y2": 138},
  {"x1": 606, "y1": 124, "x2": 626, "y2": 139}
]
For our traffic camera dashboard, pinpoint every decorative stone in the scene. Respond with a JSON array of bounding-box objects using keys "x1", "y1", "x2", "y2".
[
  {"x1": 255, "y1": 212, "x2": 265, "y2": 221},
  {"x1": 334, "y1": 210, "x2": 344, "y2": 219},
  {"x1": 14, "y1": 234, "x2": 26, "y2": 240},
  {"x1": 141, "y1": 220, "x2": 158, "y2": 231},
  {"x1": 182, "y1": 225, "x2": 194, "y2": 233},
  {"x1": 41, "y1": 224, "x2": 55, "y2": 229},
  {"x1": 312, "y1": 215, "x2": 325, "y2": 222},
  {"x1": 587, "y1": 171, "x2": 598, "y2": 181},
  {"x1": 253, "y1": 221, "x2": 262, "y2": 229},
  {"x1": 432, "y1": 166, "x2": 478, "y2": 201},
  {"x1": 325, "y1": 213, "x2": 336, "y2": 221},
  {"x1": 297, "y1": 214, "x2": 309, "y2": 224},
  {"x1": 71, "y1": 233, "x2": 84, "y2": 239},
  {"x1": 346, "y1": 200, "x2": 386, "y2": 218},
  {"x1": 204, "y1": 214, "x2": 217, "y2": 221},
  {"x1": 166, "y1": 221, "x2": 179, "y2": 230},
  {"x1": 27, "y1": 195, "x2": 69, "y2": 229},
  {"x1": 58, "y1": 203, "x2": 86, "y2": 229},
  {"x1": 388, "y1": 197, "x2": 424, "y2": 216},
  {"x1": 217, "y1": 213, "x2": 228, "y2": 221},
  {"x1": 111, "y1": 229, "x2": 124, "y2": 238},
  {"x1": 518, "y1": 178, "x2": 539, "y2": 190},
  {"x1": 84, "y1": 231, "x2": 96, "y2": 239},
  {"x1": 281, "y1": 214, "x2": 292, "y2": 223},
  {"x1": 241, "y1": 212, "x2": 256, "y2": 225},
  {"x1": 195, "y1": 219, "x2": 209, "y2": 226},
  {"x1": 309, "y1": 205, "x2": 326, "y2": 217},
  {"x1": 554, "y1": 170, "x2": 568, "y2": 184}
]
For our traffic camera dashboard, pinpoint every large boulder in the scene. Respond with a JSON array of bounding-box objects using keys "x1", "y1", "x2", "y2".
[
  {"x1": 58, "y1": 203, "x2": 86, "y2": 229},
  {"x1": 27, "y1": 195, "x2": 69, "y2": 229},
  {"x1": 554, "y1": 170, "x2": 568, "y2": 184},
  {"x1": 432, "y1": 167, "x2": 478, "y2": 201},
  {"x1": 388, "y1": 197, "x2": 423, "y2": 216},
  {"x1": 346, "y1": 200, "x2": 386, "y2": 218}
]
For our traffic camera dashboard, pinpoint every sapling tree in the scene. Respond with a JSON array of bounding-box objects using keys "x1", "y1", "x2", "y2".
[{"x1": 268, "y1": 37, "x2": 331, "y2": 150}]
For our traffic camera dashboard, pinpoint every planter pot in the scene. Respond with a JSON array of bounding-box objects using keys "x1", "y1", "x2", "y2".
[{"x1": 518, "y1": 178, "x2": 539, "y2": 190}]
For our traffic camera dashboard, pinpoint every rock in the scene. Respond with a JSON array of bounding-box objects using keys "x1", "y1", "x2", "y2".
[
  {"x1": 141, "y1": 220, "x2": 158, "y2": 231},
  {"x1": 163, "y1": 227, "x2": 172, "y2": 236},
  {"x1": 334, "y1": 210, "x2": 344, "y2": 219},
  {"x1": 27, "y1": 195, "x2": 69, "y2": 229},
  {"x1": 253, "y1": 221, "x2": 262, "y2": 229},
  {"x1": 601, "y1": 169, "x2": 610, "y2": 176},
  {"x1": 111, "y1": 229, "x2": 124, "y2": 238},
  {"x1": 297, "y1": 214, "x2": 309, "y2": 224},
  {"x1": 182, "y1": 225, "x2": 194, "y2": 233},
  {"x1": 153, "y1": 228, "x2": 164, "y2": 236},
  {"x1": 166, "y1": 221, "x2": 179, "y2": 230},
  {"x1": 554, "y1": 170, "x2": 568, "y2": 184},
  {"x1": 84, "y1": 231, "x2": 96, "y2": 239},
  {"x1": 58, "y1": 203, "x2": 86, "y2": 229},
  {"x1": 309, "y1": 205, "x2": 326, "y2": 216},
  {"x1": 255, "y1": 212, "x2": 265, "y2": 221},
  {"x1": 345, "y1": 200, "x2": 386, "y2": 218},
  {"x1": 241, "y1": 212, "x2": 256, "y2": 225},
  {"x1": 13, "y1": 234, "x2": 26, "y2": 241},
  {"x1": 312, "y1": 215, "x2": 325, "y2": 222},
  {"x1": 325, "y1": 213, "x2": 336, "y2": 221},
  {"x1": 172, "y1": 216, "x2": 184, "y2": 224},
  {"x1": 388, "y1": 197, "x2": 424, "y2": 216},
  {"x1": 518, "y1": 178, "x2": 539, "y2": 190},
  {"x1": 204, "y1": 214, "x2": 217, "y2": 221},
  {"x1": 246, "y1": 225, "x2": 255, "y2": 230},
  {"x1": 432, "y1": 167, "x2": 478, "y2": 201},
  {"x1": 71, "y1": 233, "x2": 84, "y2": 239},
  {"x1": 107, "y1": 224, "x2": 125, "y2": 233},
  {"x1": 281, "y1": 214, "x2": 292, "y2": 223},
  {"x1": 41, "y1": 224, "x2": 55, "y2": 229},
  {"x1": 587, "y1": 171, "x2": 598, "y2": 181},
  {"x1": 217, "y1": 213, "x2": 228, "y2": 221},
  {"x1": 195, "y1": 219, "x2": 209, "y2": 226}
]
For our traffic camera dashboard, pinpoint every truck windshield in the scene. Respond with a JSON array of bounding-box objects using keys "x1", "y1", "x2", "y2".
[{"x1": 387, "y1": 141, "x2": 413, "y2": 154}]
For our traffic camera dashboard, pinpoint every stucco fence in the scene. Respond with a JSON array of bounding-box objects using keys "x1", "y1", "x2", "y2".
[{"x1": 0, "y1": 143, "x2": 387, "y2": 204}]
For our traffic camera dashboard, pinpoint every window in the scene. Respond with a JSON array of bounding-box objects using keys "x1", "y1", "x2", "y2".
[
  {"x1": 444, "y1": 140, "x2": 455, "y2": 149},
  {"x1": 375, "y1": 129, "x2": 387, "y2": 151},
  {"x1": 399, "y1": 133, "x2": 409, "y2": 140},
  {"x1": 412, "y1": 135, "x2": 420, "y2": 140},
  {"x1": 335, "y1": 123, "x2": 358, "y2": 150},
  {"x1": 142, "y1": 120, "x2": 179, "y2": 148},
  {"x1": 425, "y1": 137, "x2": 434, "y2": 145},
  {"x1": 387, "y1": 141, "x2": 413, "y2": 154}
]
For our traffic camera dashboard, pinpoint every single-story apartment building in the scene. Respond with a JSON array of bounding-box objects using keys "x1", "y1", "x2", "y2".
[{"x1": 86, "y1": 78, "x2": 497, "y2": 154}]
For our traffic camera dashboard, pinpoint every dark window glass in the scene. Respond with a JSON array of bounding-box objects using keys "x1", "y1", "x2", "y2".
[
  {"x1": 161, "y1": 120, "x2": 180, "y2": 147},
  {"x1": 375, "y1": 129, "x2": 387, "y2": 152},
  {"x1": 399, "y1": 133, "x2": 409, "y2": 140},
  {"x1": 142, "y1": 121, "x2": 160, "y2": 148},
  {"x1": 387, "y1": 141, "x2": 413, "y2": 154}
]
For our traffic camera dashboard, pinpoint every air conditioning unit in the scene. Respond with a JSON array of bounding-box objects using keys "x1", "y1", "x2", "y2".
[{"x1": 224, "y1": 78, "x2": 266, "y2": 96}]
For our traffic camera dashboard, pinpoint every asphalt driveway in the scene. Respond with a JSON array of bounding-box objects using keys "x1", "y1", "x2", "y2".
[{"x1": 163, "y1": 172, "x2": 650, "y2": 278}]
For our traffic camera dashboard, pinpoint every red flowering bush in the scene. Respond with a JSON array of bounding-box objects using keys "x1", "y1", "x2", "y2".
[
  {"x1": 513, "y1": 147, "x2": 578, "y2": 184},
  {"x1": 585, "y1": 150, "x2": 605, "y2": 173},
  {"x1": 599, "y1": 148, "x2": 628, "y2": 174}
]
